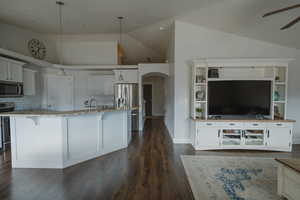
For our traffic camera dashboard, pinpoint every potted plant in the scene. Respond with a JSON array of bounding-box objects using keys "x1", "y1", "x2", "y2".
[{"x1": 196, "y1": 107, "x2": 203, "y2": 119}]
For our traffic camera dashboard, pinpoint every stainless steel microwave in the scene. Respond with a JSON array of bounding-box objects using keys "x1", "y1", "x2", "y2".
[{"x1": 0, "y1": 81, "x2": 23, "y2": 97}]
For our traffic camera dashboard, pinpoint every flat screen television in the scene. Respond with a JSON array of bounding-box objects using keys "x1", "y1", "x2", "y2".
[{"x1": 208, "y1": 80, "x2": 271, "y2": 117}]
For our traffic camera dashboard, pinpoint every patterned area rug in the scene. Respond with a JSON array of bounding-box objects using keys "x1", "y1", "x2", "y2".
[{"x1": 181, "y1": 156, "x2": 280, "y2": 200}]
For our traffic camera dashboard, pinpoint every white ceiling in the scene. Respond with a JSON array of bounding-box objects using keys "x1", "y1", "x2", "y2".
[
  {"x1": 178, "y1": 0, "x2": 300, "y2": 50},
  {"x1": 0, "y1": 0, "x2": 217, "y2": 34},
  {"x1": 0, "y1": 0, "x2": 299, "y2": 56}
]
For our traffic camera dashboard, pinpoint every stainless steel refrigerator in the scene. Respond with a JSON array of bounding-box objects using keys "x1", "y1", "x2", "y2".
[{"x1": 114, "y1": 83, "x2": 139, "y2": 131}]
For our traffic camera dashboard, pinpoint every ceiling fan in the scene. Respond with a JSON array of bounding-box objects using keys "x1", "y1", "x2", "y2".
[{"x1": 262, "y1": 4, "x2": 300, "y2": 30}]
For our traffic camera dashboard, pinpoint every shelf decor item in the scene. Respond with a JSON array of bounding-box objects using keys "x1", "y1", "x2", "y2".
[
  {"x1": 196, "y1": 108, "x2": 203, "y2": 119},
  {"x1": 196, "y1": 75, "x2": 206, "y2": 83},
  {"x1": 208, "y1": 68, "x2": 219, "y2": 78},
  {"x1": 196, "y1": 90, "x2": 205, "y2": 101},
  {"x1": 274, "y1": 91, "x2": 280, "y2": 101}
]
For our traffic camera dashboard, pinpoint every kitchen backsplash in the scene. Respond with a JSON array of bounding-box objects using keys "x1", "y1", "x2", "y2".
[{"x1": 0, "y1": 96, "x2": 41, "y2": 110}]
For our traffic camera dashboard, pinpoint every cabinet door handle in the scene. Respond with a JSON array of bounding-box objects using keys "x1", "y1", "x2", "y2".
[
  {"x1": 218, "y1": 130, "x2": 220, "y2": 137},
  {"x1": 267, "y1": 130, "x2": 270, "y2": 138}
]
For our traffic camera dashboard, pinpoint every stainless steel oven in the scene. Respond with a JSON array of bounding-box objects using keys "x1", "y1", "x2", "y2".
[
  {"x1": 0, "y1": 102, "x2": 15, "y2": 152},
  {"x1": 0, "y1": 81, "x2": 23, "y2": 97}
]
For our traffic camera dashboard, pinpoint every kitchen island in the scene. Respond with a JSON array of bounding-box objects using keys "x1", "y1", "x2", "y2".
[{"x1": 0, "y1": 107, "x2": 137, "y2": 169}]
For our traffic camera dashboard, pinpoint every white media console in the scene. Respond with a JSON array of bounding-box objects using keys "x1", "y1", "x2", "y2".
[{"x1": 190, "y1": 58, "x2": 295, "y2": 152}]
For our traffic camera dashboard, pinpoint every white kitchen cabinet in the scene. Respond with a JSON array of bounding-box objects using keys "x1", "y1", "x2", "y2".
[
  {"x1": 23, "y1": 68, "x2": 37, "y2": 96},
  {"x1": 0, "y1": 57, "x2": 24, "y2": 82},
  {"x1": 9, "y1": 62, "x2": 23, "y2": 82},
  {"x1": 114, "y1": 70, "x2": 138, "y2": 83},
  {"x1": 46, "y1": 75, "x2": 74, "y2": 111},
  {"x1": 196, "y1": 123, "x2": 220, "y2": 148},
  {"x1": 0, "y1": 59, "x2": 8, "y2": 80},
  {"x1": 267, "y1": 123, "x2": 292, "y2": 149}
]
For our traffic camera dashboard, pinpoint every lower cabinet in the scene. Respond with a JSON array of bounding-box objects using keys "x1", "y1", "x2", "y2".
[
  {"x1": 192, "y1": 121, "x2": 293, "y2": 152},
  {"x1": 196, "y1": 124, "x2": 220, "y2": 147},
  {"x1": 267, "y1": 125, "x2": 292, "y2": 149}
]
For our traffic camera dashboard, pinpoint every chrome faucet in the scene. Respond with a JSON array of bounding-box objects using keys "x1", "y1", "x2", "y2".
[{"x1": 84, "y1": 97, "x2": 97, "y2": 109}]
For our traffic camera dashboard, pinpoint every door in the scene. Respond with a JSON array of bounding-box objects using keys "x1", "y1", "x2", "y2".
[
  {"x1": 267, "y1": 127, "x2": 292, "y2": 149},
  {"x1": 47, "y1": 75, "x2": 74, "y2": 111},
  {"x1": 0, "y1": 60, "x2": 8, "y2": 81},
  {"x1": 143, "y1": 84, "x2": 152, "y2": 116},
  {"x1": 197, "y1": 126, "x2": 220, "y2": 147},
  {"x1": 8, "y1": 63, "x2": 23, "y2": 82}
]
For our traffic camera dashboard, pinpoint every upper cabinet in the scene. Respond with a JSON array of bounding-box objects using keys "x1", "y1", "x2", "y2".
[
  {"x1": 114, "y1": 70, "x2": 138, "y2": 83},
  {"x1": 23, "y1": 68, "x2": 37, "y2": 96},
  {"x1": 0, "y1": 59, "x2": 8, "y2": 80},
  {"x1": 0, "y1": 57, "x2": 25, "y2": 82}
]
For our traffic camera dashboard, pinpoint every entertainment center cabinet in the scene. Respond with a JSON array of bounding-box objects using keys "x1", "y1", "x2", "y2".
[{"x1": 190, "y1": 59, "x2": 295, "y2": 152}]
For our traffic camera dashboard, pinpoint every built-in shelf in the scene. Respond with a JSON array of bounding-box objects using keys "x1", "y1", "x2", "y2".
[
  {"x1": 196, "y1": 100, "x2": 207, "y2": 103},
  {"x1": 195, "y1": 83, "x2": 207, "y2": 86},
  {"x1": 275, "y1": 82, "x2": 286, "y2": 85},
  {"x1": 208, "y1": 77, "x2": 274, "y2": 81},
  {"x1": 191, "y1": 59, "x2": 290, "y2": 120},
  {"x1": 274, "y1": 101, "x2": 286, "y2": 104}
]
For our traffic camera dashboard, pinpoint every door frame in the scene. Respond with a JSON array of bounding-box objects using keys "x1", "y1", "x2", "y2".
[{"x1": 142, "y1": 83, "x2": 153, "y2": 118}]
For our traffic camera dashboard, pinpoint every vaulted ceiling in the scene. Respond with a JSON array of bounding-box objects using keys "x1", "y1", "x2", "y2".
[{"x1": 0, "y1": 0, "x2": 299, "y2": 58}]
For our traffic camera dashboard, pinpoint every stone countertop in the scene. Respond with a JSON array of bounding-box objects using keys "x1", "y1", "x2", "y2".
[{"x1": 0, "y1": 107, "x2": 139, "y2": 117}]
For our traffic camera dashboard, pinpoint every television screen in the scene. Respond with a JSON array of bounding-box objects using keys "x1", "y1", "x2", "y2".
[{"x1": 208, "y1": 80, "x2": 271, "y2": 116}]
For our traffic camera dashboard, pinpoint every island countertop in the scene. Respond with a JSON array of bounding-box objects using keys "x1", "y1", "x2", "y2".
[{"x1": 0, "y1": 106, "x2": 139, "y2": 117}]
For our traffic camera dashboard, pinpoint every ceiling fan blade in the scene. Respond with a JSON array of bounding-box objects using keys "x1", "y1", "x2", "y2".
[
  {"x1": 263, "y1": 4, "x2": 300, "y2": 17},
  {"x1": 280, "y1": 16, "x2": 300, "y2": 30}
]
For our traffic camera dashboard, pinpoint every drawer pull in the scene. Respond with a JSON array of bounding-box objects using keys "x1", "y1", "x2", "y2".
[
  {"x1": 252, "y1": 124, "x2": 259, "y2": 126},
  {"x1": 276, "y1": 123, "x2": 283, "y2": 126},
  {"x1": 206, "y1": 123, "x2": 212, "y2": 126},
  {"x1": 229, "y1": 123, "x2": 235, "y2": 126}
]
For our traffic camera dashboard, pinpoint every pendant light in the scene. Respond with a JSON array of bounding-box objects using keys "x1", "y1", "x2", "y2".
[{"x1": 56, "y1": 1, "x2": 66, "y2": 75}]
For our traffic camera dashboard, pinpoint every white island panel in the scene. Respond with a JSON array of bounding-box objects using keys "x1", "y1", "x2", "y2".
[
  {"x1": 9, "y1": 109, "x2": 133, "y2": 169},
  {"x1": 11, "y1": 117, "x2": 64, "y2": 168},
  {"x1": 66, "y1": 114, "x2": 101, "y2": 160}
]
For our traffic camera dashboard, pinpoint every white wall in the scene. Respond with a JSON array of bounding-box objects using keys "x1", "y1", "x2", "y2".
[
  {"x1": 0, "y1": 22, "x2": 58, "y2": 63},
  {"x1": 173, "y1": 20, "x2": 300, "y2": 144},
  {"x1": 143, "y1": 76, "x2": 165, "y2": 116},
  {"x1": 165, "y1": 23, "x2": 175, "y2": 138},
  {"x1": 50, "y1": 34, "x2": 164, "y2": 65}
]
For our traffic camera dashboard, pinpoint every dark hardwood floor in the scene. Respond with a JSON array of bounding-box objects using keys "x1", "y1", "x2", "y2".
[{"x1": 0, "y1": 118, "x2": 299, "y2": 200}]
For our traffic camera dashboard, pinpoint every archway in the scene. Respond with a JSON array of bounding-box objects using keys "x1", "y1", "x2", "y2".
[{"x1": 138, "y1": 63, "x2": 170, "y2": 131}]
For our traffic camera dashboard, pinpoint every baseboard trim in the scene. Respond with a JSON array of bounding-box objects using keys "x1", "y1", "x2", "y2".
[{"x1": 173, "y1": 138, "x2": 192, "y2": 144}]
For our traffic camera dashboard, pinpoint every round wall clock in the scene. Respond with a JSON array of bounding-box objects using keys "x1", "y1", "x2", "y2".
[{"x1": 28, "y1": 39, "x2": 46, "y2": 60}]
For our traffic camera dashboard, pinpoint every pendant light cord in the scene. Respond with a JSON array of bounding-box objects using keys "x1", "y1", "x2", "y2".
[
  {"x1": 118, "y1": 16, "x2": 123, "y2": 46},
  {"x1": 57, "y1": 1, "x2": 64, "y2": 65}
]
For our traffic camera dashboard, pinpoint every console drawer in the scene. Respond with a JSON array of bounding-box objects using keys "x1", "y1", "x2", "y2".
[
  {"x1": 197, "y1": 122, "x2": 221, "y2": 127},
  {"x1": 267, "y1": 123, "x2": 293, "y2": 128},
  {"x1": 219, "y1": 122, "x2": 244, "y2": 128},
  {"x1": 244, "y1": 122, "x2": 266, "y2": 128}
]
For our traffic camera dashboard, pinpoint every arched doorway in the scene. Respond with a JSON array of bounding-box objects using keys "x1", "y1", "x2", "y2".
[
  {"x1": 138, "y1": 63, "x2": 170, "y2": 131},
  {"x1": 142, "y1": 73, "x2": 168, "y2": 119}
]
